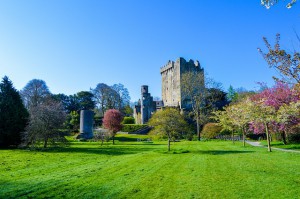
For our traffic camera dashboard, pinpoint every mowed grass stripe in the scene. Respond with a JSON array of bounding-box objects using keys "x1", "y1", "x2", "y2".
[{"x1": 1, "y1": 138, "x2": 300, "y2": 198}]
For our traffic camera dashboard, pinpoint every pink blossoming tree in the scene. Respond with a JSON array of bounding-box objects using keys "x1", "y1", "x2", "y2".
[{"x1": 103, "y1": 109, "x2": 123, "y2": 144}]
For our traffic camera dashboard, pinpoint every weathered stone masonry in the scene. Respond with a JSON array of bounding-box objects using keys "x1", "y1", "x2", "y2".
[{"x1": 134, "y1": 57, "x2": 204, "y2": 124}]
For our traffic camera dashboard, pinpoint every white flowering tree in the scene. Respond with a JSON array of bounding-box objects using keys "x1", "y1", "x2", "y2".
[{"x1": 261, "y1": 0, "x2": 296, "y2": 9}]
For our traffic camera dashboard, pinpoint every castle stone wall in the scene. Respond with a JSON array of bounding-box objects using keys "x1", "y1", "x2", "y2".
[{"x1": 161, "y1": 57, "x2": 204, "y2": 110}]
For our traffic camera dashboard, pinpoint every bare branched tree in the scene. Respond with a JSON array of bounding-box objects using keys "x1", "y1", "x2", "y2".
[
  {"x1": 24, "y1": 98, "x2": 66, "y2": 148},
  {"x1": 181, "y1": 72, "x2": 226, "y2": 141},
  {"x1": 258, "y1": 33, "x2": 300, "y2": 84},
  {"x1": 21, "y1": 79, "x2": 51, "y2": 109}
]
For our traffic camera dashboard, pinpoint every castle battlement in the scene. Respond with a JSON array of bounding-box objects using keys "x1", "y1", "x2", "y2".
[
  {"x1": 160, "y1": 60, "x2": 175, "y2": 73},
  {"x1": 160, "y1": 58, "x2": 201, "y2": 74}
]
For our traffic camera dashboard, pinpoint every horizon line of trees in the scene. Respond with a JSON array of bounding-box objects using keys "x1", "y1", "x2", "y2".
[{"x1": 0, "y1": 77, "x2": 133, "y2": 148}]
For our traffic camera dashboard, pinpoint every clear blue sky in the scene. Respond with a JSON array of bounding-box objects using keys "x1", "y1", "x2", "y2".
[{"x1": 0, "y1": 0, "x2": 299, "y2": 101}]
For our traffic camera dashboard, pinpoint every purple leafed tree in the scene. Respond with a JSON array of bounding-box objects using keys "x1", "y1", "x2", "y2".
[{"x1": 103, "y1": 109, "x2": 123, "y2": 144}]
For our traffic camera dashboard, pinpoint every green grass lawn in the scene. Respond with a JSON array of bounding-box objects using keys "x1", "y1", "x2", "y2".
[
  {"x1": 259, "y1": 140, "x2": 300, "y2": 151},
  {"x1": 1, "y1": 134, "x2": 300, "y2": 199}
]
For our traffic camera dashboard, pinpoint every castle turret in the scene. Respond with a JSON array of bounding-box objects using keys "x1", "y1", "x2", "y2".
[{"x1": 141, "y1": 85, "x2": 149, "y2": 124}]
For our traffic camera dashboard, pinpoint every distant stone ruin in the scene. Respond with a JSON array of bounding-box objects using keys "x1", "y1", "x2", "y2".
[
  {"x1": 77, "y1": 110, "x2": 94, "y2": 139},
  {"x1": 133, "y1": 86, "x2": 163, "y2": 124}
]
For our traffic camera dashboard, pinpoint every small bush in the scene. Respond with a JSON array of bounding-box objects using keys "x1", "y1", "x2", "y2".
[
  {"x1": 122, "y1": 124, "x2": 147, "y2": 132},
  {"x1": 122, "y1": 117, "x2": 135, "y2": 124},
  {"x1": 201, "y1": 123, "x2": 222, "y2": 139}
]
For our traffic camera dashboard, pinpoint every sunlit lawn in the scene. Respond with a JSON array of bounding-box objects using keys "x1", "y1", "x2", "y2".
[
  {"x1": 1, "y1": 134, "x2": 300, "y2": 198},
  {"x1": 259, "y1": 140, "x2": 300, "y2": 151}
]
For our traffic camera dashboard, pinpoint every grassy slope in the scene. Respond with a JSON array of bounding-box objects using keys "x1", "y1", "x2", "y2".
[{"x1": 1, "y1": 135, "x2": 300, "y2": 199}]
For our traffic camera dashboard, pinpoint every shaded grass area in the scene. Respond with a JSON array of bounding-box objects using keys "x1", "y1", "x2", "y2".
[{"x1": 1, "y1": 135, "x2": 300, "y2": 198}]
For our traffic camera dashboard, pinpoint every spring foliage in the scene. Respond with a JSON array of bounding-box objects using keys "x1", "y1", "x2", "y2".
[
  {"x1": 103, "y1": 109, "x2": 123, "y2": 144},
  {"x1": 148, "y1": 108, "x2": 188, "y2": 151}
]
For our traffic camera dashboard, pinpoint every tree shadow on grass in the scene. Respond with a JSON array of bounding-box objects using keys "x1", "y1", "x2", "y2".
[
  {"x1": 114, "y1": 136, "x2": 143, "y2": 142},
  {"x1": 30, "y1": 145, "x2": 157, "y2": 156},
  {"x1": 193, "y1": 150, "x2": 255, "y2": 155}
]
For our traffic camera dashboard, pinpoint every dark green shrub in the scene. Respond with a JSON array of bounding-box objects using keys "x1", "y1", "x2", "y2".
[
  {"x1": 122, "y1": 117, "x2": 135, "y2": 124},
  {"x1": 94, "y1": 116, "x2": 103, "y2": 127},
  {"x1": 122, "y1": 124, "x2": 147, "y2": 132},
  {"x1": 201, "y1": 123, "x2": 222, "y2": 139},
  {"x1": 288, "y1": 133, "x2": 300, "y2": 143}
]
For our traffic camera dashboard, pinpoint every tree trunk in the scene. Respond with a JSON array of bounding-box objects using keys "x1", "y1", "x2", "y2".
[
  {"x1": 44, "y1": 137, "x2": 48, "y2": 148},
  {"x1": 242, "y1": 127, "x2": 245, "y2": 147},
  {"x1": 265, "y1": 123, "x2": 272, "y2": 152},
  {"x1": 232, "y1": 131, "x2": 235, "y2": 144},
  {"x1": 112, "y1": 136, "x2": 115, "y2": 145},
  {"x1": 168, "y1": 138, "x2": 171, "y2": 151},
  {"x1": 281, "y1": 131, "x2": 287, "y2": 145},
  {"x1": 101, "y1": 132, "x2": 105, "y2": 146},
  {"x1": 196, "y1": 113, "x2": 200, "y2": 141}
]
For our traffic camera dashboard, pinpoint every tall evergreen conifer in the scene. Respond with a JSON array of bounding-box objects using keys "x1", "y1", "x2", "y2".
[{"x1": 0, "y1": 76, "x2": 28, "y2": 147}]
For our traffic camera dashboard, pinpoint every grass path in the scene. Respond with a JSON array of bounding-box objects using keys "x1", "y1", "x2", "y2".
[{"x1": 1, "y1": 136, "x2": 300, "y2": 198}]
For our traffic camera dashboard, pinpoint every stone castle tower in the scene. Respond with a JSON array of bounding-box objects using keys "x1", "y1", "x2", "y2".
[
  {"x1": 134, "y1": 57, "x2": 204, "y2": 124},
  {"x1": 160, "y1": 57, "x2": 204, "y2": 110}
]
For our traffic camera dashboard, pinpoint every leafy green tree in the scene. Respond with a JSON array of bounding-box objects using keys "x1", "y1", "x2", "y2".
[
  {"x1": 277, "y1": 101, "x2": 300, "y2": 123},
  {"x1": 69, "y1": 111, "x2": 80, "y2": 130},
  {"x1": 148, "y1": 108, "x2": 189, "y2": 151},
  {"x1": 64, "y1": 111, "x2": 80, "y2": 132},
  {"x1": 276, "y1": 101, "x2": 300, "y2": 139},
  {"x1": 227, "y1": 85, "x2": 238, "y2": 102},
  {"x1": 212, "y1": 99, "x2": 251, "y2": 147},
  {"x1": 52, "y1": 93, "x2": 78, "y2": 113},
  {"x1": 212, "y1": 109, "x2": 236, "y2": 144},
  {"x1": 226, "y1": 100, "x2": 253, "y2": 147},
  {"x1": 92, "y1": 83, "x2": 119, "y2": 116},
  {"x1": 0, "y1": 76, "x2": 29, "y2": 147},
  {"x1": 248, "y1": 99, "x2": 276, "y2": 152},
  {"x1": 123, "y1": 105, "x2": 133, "y2": 116},
  {"x1": 77, "y1": 91, "x2": 95, "y2": 110}
]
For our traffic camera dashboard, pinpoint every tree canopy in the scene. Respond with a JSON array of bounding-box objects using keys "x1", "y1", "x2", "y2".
[
  {"x1": 0, "y1": 76, "x2": 29, "y2": 147},
  {"x1": 21, "y1": 79, "x2": 51, "y2": 109},
  {"x1": 103, "y1": 109, "x2": 123, "y2": 144},
  {"x1": 148, "y1": 108, "x2": 189, "y2": 151}
]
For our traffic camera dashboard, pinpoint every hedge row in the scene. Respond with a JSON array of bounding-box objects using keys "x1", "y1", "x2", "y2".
[{"x1": 122, "y1": 117, "x2": 135, "y2": 124}]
